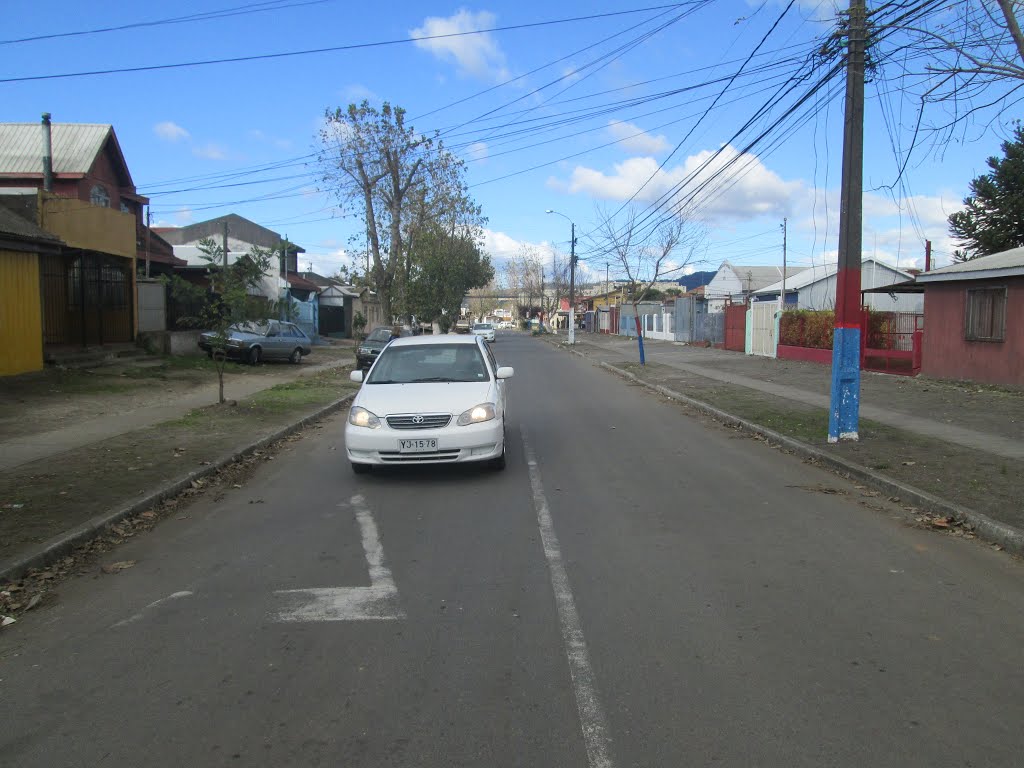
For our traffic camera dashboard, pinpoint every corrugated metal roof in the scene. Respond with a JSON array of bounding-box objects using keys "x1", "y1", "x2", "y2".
[
  {"x1": 753, "y1": 258, "x2": 913, "y2": 294},
  {"x1": 0, "y1": 203, "x2": 61, "y2": 243},
  {"x1": 726, "y1": 263, "x2": 808, "y2": 292},
  {"x1": 0, "y1": 123, "x2": 112, "y2": 175},
  {"x1": 916, "y1": 247, "x2": 1024, "y2": 281}
]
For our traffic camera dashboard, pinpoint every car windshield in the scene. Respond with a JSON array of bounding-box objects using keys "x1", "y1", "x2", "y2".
[
  {"x1": 366, "y1": 328, "x2": 394, "y2": 342},
  {"x1": 474, "y1": 323, "x2": 493, "y2": 330},
  {"x1": 366, "y1": 343, "x2": 490, "y2": 384},
  {"x1": 230, "y1": 321, "x2": 268, "y2": 335}
]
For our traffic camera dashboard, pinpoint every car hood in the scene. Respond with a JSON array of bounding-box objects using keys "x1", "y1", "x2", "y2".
[
  {"x1": 355, "y1": 381, "x2": 496, "y2": 416},
  {"x1": 359, "y1": 339, "x2": 389, "y2": 351}
]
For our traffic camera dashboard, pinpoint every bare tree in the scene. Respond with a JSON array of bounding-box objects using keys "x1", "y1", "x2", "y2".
[
  {"x1": 590, "y1": 205, "x2": 706, "y2": 363},
  {"x1": 860, "y1": 1, "x2": 1024, "y2": 160}
]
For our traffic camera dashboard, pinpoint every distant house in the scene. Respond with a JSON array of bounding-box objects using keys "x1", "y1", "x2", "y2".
[
  {"x1": 752, "y1": 257, "x2": 923, "y2": 313},
  {"x1": 156, "y1": 213, "x2": 304, "y2": 302},
  {"x1": 916, "y1": 248, "x2": 1024, "y2": 387},
  {"x1": 0, "y1": 118, "x2": 146, "y2": 360},
  {"x1": 704, "y1": 261, "x2": 808, "y2": 311}
]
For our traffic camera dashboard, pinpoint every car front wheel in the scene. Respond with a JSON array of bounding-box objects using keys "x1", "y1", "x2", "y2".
[
  {"x1": 289, "y1": 347, "x2": 303, "y2": 364},
  {"x1": 248, "y1": 346, "x2": 262, "y2": 365}
]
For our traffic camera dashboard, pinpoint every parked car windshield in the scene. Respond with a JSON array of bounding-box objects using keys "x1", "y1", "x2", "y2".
[
  {"x1": 367, "y1": 344, "x2": 490, "y2": 384},
  {"x1": 365, "y1": 328, "x2": 395, "y2": 343},
  {"x1": 473, "y1": 323, "x2": 493, "y2": 330},
  {"x1": 231, "y1": 321, "x2": 268, "y2": 335}
]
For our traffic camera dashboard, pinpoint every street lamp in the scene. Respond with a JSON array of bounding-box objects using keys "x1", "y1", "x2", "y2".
[{"x1": 545, "y1": 209, "x2": 577, "y2": 344}]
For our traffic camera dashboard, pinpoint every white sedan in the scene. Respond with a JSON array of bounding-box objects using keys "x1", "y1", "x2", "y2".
[
  {"x1": 345, "y1": 334, "x2": 513, "y2": 473},
  {"x1": 471, "y1": 322, "x2": 496, "y2": 342}
]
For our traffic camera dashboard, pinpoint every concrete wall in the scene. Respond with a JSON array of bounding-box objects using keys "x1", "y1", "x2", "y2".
[
  {"x1": 921, "y1": 277, "x2": 1024, "y2": 387},
  {"x1": 137, "y1": 330, "x2": 203, "y2": 357}
]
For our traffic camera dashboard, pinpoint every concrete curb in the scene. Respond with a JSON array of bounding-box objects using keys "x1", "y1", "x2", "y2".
[
  {"x1": 0, "y1": 393, "x2": 356, "y2": 584},
  {"x1": 539, "y1": 337, "x2": 1024, "y2": 556}
]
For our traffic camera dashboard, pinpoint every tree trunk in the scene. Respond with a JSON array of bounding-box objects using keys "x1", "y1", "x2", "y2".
[{"x1": 633, "y1": 307, "x2": 646, "y2": 365}]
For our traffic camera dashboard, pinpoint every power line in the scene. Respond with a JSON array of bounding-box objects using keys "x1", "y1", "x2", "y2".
[
  {"x1": 1, "y1": 0, "x2": 333, "y2": 46},
  {"x1": 0, "y1": 4, "x2": 694, "y2": 84}
]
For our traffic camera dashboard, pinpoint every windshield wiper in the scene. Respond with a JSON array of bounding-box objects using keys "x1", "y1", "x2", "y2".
[{"x1": 409, "y1": 376, "x2": 455, "y2": 383}]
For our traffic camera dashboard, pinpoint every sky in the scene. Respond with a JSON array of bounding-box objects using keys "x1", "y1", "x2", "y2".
[{"x1": 2, "y1": 0, "x2": 1017, "y2": 286}]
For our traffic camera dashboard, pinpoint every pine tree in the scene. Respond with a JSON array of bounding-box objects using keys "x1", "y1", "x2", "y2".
[{"x1": 949, "y1": 123, "x2": 1024, "y2": 261}]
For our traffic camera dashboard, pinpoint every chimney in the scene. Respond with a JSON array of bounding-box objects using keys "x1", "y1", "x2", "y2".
[{"x1": 41, "y1": 113, "x2": 53, "y2": 192}]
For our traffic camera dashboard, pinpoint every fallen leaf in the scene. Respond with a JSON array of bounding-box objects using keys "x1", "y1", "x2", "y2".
[
  {"x1": 101, "y1": 560, "x2": 137, "y2": 574},
  {"x1": 1, "y1": 616, "x2": 15, "y2": 628},
  {"x1": 26, "y1": 594, "x2": 42, "y2": 611},
  {"x1": 902, "y1": 461, "x2": 916, "y2": 466},
  {"x1": 140, "y1": 510, "x2": 157, "y2": 520}
]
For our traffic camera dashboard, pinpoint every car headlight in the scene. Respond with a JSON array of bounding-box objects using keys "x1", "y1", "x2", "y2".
[
  {"x1": 358, "y1": 347, "x2": 371, "y2": 355},
  {"x1": 349, "y1": 406, "x2": 381, "y2": 429},
  {"x1": 457, "y1": 402, "x2": 496, "y2": 426}
]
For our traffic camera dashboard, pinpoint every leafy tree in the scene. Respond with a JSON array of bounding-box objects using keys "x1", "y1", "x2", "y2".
[
  {"x1": 404, "y1": 228, "x2": 493, "y2": 333},
  {"x1": 949, "y1": 123, "x2": 1024, "y2": 260},
  {"x1": 318, "y1": 101, "x2": 485, "y2": 323},
  {"x1": 164, "y1": 237, "x2": 276, "y2": 404}
]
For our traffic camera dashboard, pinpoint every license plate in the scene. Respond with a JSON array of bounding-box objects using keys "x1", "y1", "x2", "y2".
[{"x1": 399, "y1": 438, "x2": 437, "y2": 453}]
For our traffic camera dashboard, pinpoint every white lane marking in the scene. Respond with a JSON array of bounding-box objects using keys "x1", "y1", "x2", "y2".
[
  {"x1": 274, "y1": 494, "x2": 404, "y2": 622},
  {"x1": 113, "y1": 591, "x2": 193, "y2": 628},
  {"x1": 522, "y1": 426, "x2": 615, "y2": 768}
]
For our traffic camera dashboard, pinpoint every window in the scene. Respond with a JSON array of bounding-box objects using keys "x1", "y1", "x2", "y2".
[
  {"x1": 90, "y1": 184, "x2": 110, "y2": 207},
  {"x1": 964, "y1": 287, "x2": 1007, "y2": 342}
]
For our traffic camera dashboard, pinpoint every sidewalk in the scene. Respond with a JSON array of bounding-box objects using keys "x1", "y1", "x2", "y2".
[
  {"x1": 0, "y1": 352, "x2": 353, "y2": 473},
  {"x1": 547, "y1": 332, "x2": 1024, "y2": 550}
]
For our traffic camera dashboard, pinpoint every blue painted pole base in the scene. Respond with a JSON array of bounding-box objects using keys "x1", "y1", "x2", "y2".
[{"x1": 828, "y1": 326, "x2": 861, "y2": 442}]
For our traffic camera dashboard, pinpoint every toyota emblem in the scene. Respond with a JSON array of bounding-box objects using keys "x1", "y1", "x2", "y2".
[{"x1": 412, "y1": 415, "x2": 424, "y2": 424}]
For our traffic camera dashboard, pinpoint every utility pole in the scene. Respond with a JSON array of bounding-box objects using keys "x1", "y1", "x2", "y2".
[
  {"x1": 779, "y1": 217, "x2": 787, "y2": 311},
  {"x1": 828, "y1": 0, "x2": 866, "y2": 443},
  {"x1": 145, "y1": 207, "x2": 151, "y2": 279},
  {"x1": 924, "y1": 239, "x2": 932, "y2": 272},
  {"x1": 283, "y1": 234, "x2": 290, "y2": 320},
  {"x1": 222, "y1": 220, "x2": 229, "y2": 268},
  {"x1": 568, "y1": 221, "x2": 577, "y2": 344}
]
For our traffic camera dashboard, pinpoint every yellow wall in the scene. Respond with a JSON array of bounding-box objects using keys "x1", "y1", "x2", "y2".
[
  {"x1": 40, "y1": 195, "x2": 137, "y2": 259},
  {"x1": 0, "y1": 249, "x2": 44, "y2": 376}
]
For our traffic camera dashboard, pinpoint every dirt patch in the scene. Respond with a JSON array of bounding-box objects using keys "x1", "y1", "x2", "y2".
[
  {"x1": 0, "y1": 366, "x2": 359, "y2": 563},
  {"x1": 613, "y1": 361, "x2": 1024, "y2": 531}
]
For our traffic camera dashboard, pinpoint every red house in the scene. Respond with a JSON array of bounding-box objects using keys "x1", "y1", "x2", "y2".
[{"x1": 917, "y1": 248, "x2": 1024, "y2": 387}]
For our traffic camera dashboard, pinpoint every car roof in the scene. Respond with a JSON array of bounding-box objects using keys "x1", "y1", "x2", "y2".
[{"x1": 388, "y1": 334, "x2": 481, "y2": 347}]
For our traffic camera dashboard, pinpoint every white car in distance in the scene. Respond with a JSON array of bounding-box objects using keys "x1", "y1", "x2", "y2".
[
  {"x1": 345, "y1": 335, "x2": 513, "y2": 473},
  {"x1": 471, "y1": 322, "x2": 496, "y2": 342}
]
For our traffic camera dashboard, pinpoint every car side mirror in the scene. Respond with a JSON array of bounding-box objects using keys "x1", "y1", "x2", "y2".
[
  {"x1": 496, "y1": 366, "x2": 514, "y2": 379},
  {"x1": 350, "y1": 370, "x2": 364, "y2": 383}
]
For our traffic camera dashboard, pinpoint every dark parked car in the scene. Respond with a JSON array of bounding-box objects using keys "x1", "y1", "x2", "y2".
[
  {"x1": 198, "y1": 320, "x2": 312, "y2": 365},
  {"x1": 356, "y1": 326, "x2": 413, "y2": 370}
]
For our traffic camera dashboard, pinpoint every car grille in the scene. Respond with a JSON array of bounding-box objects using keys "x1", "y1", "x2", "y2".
[
  {"x1": 385, "y1": 413, "x2": 452, "y2": 430},
  {"x1": 378, "y1": 449, "x2": 461, "y2": 463}
]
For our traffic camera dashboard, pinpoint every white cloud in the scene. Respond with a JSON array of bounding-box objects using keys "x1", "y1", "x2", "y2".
[
  {"x1": 411, "y1": 10, "x2": 511, "y2": 82},
  {"x1": 192, "y1": 143, "x2": 227, "y2": 160},
  {"x1": 342, "y1": 84, "x2": 381, "y2": 103},
  {"x1": 553, "y1": 145, "x2": 803, "y2": 222},
  {"x1": 175, "y1": 207, "x2": 193, "y2": 225},
  {"x1": 467, "y1": 142, "x2": 489, "y2": 162},
  {"x1": 607, "y1": 120, "x2": 671, "y2": 154},
  {"x1": 561, "y1": 64, "x2": 582, "y2": 84},
  {"x1": 154, "y1": 121, "x2": 189, "y2": 142}
]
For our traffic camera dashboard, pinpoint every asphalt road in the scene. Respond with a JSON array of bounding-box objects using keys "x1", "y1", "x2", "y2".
[{"x1": 2, "y1": 332, "x2": 1023, "y2": 767}]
